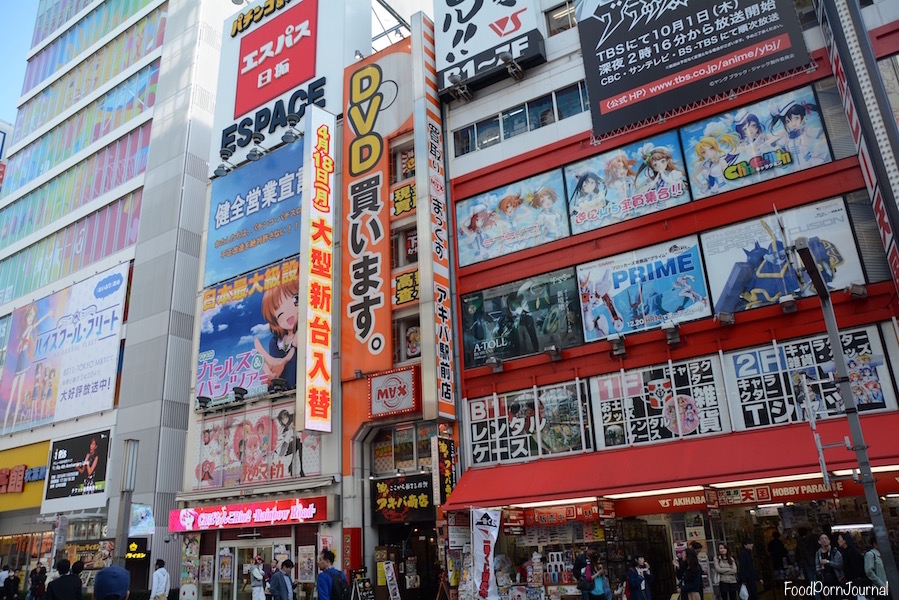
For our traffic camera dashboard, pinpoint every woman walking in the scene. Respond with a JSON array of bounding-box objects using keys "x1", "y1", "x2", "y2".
[{"x1": 714, "y1": 544, "x2": 739, "y2": 600}]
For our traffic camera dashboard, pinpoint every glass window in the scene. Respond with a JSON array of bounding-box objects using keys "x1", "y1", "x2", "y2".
[
  {"x1": 454, "y1": 125, "x2": 474, "y2": 156},
  {"x1": 476, "y1": 116, "x2": 501, "y2": 150},
  {"x1": 556, "y1": 83, "x2": 584, "y2": 120},
  {"x1": 527, "y1": 94, "x2": 555, "y2": 131},
  {"x1": 502, "y1": 104, "x2": 528, "y2": 139},
  {"x1": 390, "y1": 143, "x2": 415, "y2": 184},
  {"x1": 546, "y1": 1, "x2": 577, "y2": 36},
  {"x1": 372, "y1": 429, "x2": 394, "y2": 473},
  {"x1": 394, "y1": 426, "x2": 415, "y2": 470},
  {"x1": 393, "y1": 316, "x2": 421, "y2": 363},
  {"x1": 417, "y1": 422, "x2": 438, "y2": 468}
]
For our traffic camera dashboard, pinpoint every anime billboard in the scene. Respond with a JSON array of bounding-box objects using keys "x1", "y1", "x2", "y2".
[
  {"x1": 0, "y1": 263, "x2": 128, "y2": 435},
  {"x1": 723, "y1": 325, "x2": 897, "y2": 430},
  {"x1": 565, "y1": 130, "x2": 691, "y2": 236},
  {"x1": 456, "y1": 169, "x2": 569, "y2": 267},
  {"x1": 589, "y1": 356, "x2": 729, "y2": 448},
  {"x1": 460, "y1": 268, "x2": 582, "y2": 368},
  {"x1": 576, "y1": 236, "x2": 711, "y2": 342},
  {"x1": 197, "y1": 256, "x2": 299, "y2": 403},
  {"x1": 681, "y1": 86, "x2": 832, "y2": 200},
  {"x1": 205, "y1": 139, "x2": 304, "y2": 287},
  {"x1": 702, "y1": 198, "x2": 864, "y2": 314}
]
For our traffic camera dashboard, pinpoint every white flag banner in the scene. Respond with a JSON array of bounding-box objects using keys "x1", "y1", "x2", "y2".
[{"x1": 471, "y1": 508, "x2": 501, "y2": 600}]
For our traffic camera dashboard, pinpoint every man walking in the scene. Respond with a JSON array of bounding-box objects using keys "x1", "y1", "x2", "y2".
[
  {"x1": 45, "y1": 560, "x2": 81, "y2": 600},
  {"x1": 150, "y1": 560, "x2": 170, "y2": 600},
  {"x1": 269, "y1": 560, "x2": 294, "y2": 600},
  {"x1": 316, "y1": 550, "x2": 348, "y2": 600},
  {"x1": 738, "y1": 539, "x2": 763, "y2": 600}
]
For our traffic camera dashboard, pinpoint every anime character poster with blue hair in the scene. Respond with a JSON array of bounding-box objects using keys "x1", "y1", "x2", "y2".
[
  {"x1": 565, "y1": 130, "x2": 692, "y2": 236},
  {"x1": 701, "y1": 198, "x2": 864, "y2": 314},
  {"x1": 576, "y1": 236, "x2": 712, "y2": 343},
  {"x1": 455, "y1": 169, "x2": 569, "y2": 267},
  {"x1": 681, "y1": 85, "x2": 832, "y2": 200}
]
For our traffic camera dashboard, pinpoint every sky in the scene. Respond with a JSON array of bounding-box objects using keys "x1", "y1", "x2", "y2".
[{"x1": 0, "y1": 3, "x2": 38, "y2": 124}]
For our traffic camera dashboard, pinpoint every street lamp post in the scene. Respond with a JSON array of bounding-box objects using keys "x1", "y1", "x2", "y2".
[
  {"x1": 794, "y1": 237, "x2": 899, "y2": 593},
  {"x1": 115, "y1": 439, "x2": 140, "y2": 568}
]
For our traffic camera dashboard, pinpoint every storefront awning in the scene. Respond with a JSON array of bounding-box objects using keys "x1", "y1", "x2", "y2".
[{"x1": 442, "y1": 413, "x2": 899, "y2": 511}]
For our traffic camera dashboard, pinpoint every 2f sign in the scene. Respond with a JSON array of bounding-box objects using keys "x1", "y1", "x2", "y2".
[
  {"x1": 348, "y1": 65, "x2": 384, "y2": 177},
  {"x1": 442, "y1": 36, "x2": 530, "y2": 89}
]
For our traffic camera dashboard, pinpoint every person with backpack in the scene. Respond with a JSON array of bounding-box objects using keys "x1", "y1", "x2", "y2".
[{"x1": 316, "y1": 550, "x2": 349, "y2": 600}]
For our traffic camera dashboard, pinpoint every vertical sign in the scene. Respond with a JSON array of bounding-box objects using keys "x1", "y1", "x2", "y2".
[
  {"x1": 299, "y1": 105, "x2": 336, "y2": 432},
  {"x1": 471, "y1": 509, "x2": 501, "y2": 600}
]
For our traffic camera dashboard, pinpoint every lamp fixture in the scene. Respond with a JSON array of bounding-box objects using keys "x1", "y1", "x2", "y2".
[
  {"x1": 268, "y1": 378, "x2": 287, "y2": 393},
  {"x1": 354, "y1": 49, "x2": 364, "y2": 60},
  {"x1": 543, "y1": 344, "x2": 562, "y2": 361},
  {"x1": 716, "y1": 312, "x2": 735, "y2": 326},
  {"x1": 485, "y1": 356, "x2": 503, "y2": 373},
  {"x1": 196, "y1": 396, "x2": 211, "y2": 410},
  {"x1": 498, "y1": 51, "x2": 524, "y2": 81},
  {"x1": 847, "y1": 283, "x2": 867, "y2": 299},
  {"x1": 213, "y1": 161, "x2": 235, "y2": 177},
  {"x1": 607, "y1": 334, "x2": 626, "y2": 356},
  {"x1": 232, "y1": 0, "x2": 245, "y2": 5},
  {"x1": 281, "y1": 113, "x2": 303, "y2": 144},
  {"x1": 779, "y1": 293, "x2": 798, "y2": 313},
  {"x1": 447, "y1": 72, "x2": 473, "y2": 102},
  {"x1": 232, "y1": 386, "x2": 248, "y2": 401},
  {"x1": 661, "y1": 320, "x2": 680, "y2": 346},
  {"x1": 355, "y1": 369, "x2": 365, "y2": 379},
  {"x1": 247, "y1": 132, "x2": 268, "y2": 161}
]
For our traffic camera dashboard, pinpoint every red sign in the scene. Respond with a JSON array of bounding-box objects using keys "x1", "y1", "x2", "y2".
[
  {"x1": 615, "y1": 492, "x2": 708, "y2": 517},
  {"x1": 168, "y1": 496, "x2": 329, "y2": 532},
  {"x1": 524, "y1": 501, "x2": 601, "y2": 526},
  {"x1": 234, "y1": 1, "x2": 318, "y2": 117}
]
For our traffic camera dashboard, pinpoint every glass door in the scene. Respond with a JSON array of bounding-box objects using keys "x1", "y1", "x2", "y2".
[{"x1": 236, "y1": 548, "x2": 256, "y2": 600}]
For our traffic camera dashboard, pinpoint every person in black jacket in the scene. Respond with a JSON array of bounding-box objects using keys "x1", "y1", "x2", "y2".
[
  {"x1": 836, "y1": 533, "x2": 867, "y2": 586},
  {"x1": 46, "y1": 560, "x2": 81, "y2": 600},
  {"x1": 738, "y1": 539, "x2": 762, "y2": 600},
  {"x1": 627, "y1": 552, "x2": 653, "y2": 600},
  {"x1": 676, "y1": 548, "x2": 703, "y2": 600}
]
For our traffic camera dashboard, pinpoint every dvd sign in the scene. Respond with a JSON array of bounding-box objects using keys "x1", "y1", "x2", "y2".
[{"x1": 369, "y1": 366, "x2": 419, "y2": 419}]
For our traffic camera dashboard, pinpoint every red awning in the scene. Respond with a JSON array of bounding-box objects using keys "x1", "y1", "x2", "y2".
[{"x1": 442, "y1": 413, "x2": 899, "y2": 511}]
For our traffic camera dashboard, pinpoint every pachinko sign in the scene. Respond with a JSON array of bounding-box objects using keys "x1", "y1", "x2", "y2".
[
  {"x1": 197, "y1": 256, "x2": 300, "y2": 403},
  {"x1": 298, "y1": 105, "x2": 336, "y2": 432},
  {"x1": 169, "y1": 497, "x2": 330, "y2": 532},
  {"x1": 0, "y1": 263, "x2": 128, "y2": 435},
  {"x1": 340, "y1": 42, "x2": 415, "y2": 379}
]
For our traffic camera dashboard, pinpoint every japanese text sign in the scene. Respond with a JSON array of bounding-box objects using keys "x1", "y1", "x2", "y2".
[
  {"x1": 169, "y1": 496, "x2": 330, "y2": 532},
  {"x1": 0, "y1": 441, "x2": 49, "y2": 512},
  {"x1": 370, "y1": 473, "x2": 435, "y2": 524}
]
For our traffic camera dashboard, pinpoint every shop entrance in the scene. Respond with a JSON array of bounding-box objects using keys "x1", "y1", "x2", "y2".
[
  {"x1": 215, "y1": 539, "x2": 292, "y2": 600},
  {"x1": 377, "y1": 523, "x2": 439, "y2": 600}
]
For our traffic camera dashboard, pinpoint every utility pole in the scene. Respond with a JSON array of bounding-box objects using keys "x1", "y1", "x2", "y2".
[{"x1": 794, "y1": 237, "x2": 899, "y2": 594}]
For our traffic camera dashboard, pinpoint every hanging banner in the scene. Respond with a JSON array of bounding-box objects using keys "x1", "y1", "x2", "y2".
[
  {"x1": 182, "y1": 532, "x2": 200, "y2": 589},
  {"x1": 471, "y1": 508, "x2": 501, "y2": 600},
  {"x1": 383, "y1": 560, "x2": 402, "y2": 600}
]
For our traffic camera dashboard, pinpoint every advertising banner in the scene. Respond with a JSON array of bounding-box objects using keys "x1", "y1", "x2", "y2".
[
  {"x1": 723, "y1": 325, "x2": 897, "y2": 430},
  {"x1": 565, "y1": 131, "x2": 692, "y2": 236},
  {"x1": 456, "y1": 169, "x2": 569, "y2": 267},
  {"x1": 44, "y1": 430, "x2": 111, "y2": 513},
  {"x1": 182, "y1": 533, "x2": 200, "y2": 589},
  {"x1": 461, "y1": 267, "x2": 582, "y2": 368},
  {"x1": 471, "y1": 509, "x2": 501, "y2": 600},
  {"x1": 66, "y1": 540, "x2": 114, "y2": 570},
  {"x1": 589, "y1": 356, "x2": 729, "y2": 448},
  {"x1": 197, "y1": 256, "x2": 299, "y2": 403},
  {"x1": 701, "y1": 198, "x2": 863, "y2": 313},
  {"x1": 0, "y1": 441, "x2": 49, "y2": 512},
  {"x1": 431, "y1": 436, "x2": 456, "y2": 506},
  {"x1": 205, "y1": 139, "x2": 304, "y2": 287},
  {"x1": 576, "y1": 236, "x2": 711, "y2": 342},
  {"x1": 129, "y1": 504, "x2": 155, "y2": 536},
  {"x1": 576, "y1": 0, "x2": 810, "y2": 137},
  {"x1": 370, "y1": 473, "x2": 436, "y2": 524},
  {"x1": 0, "y1": 263, "x2": 128, "y2": 434},
  {"x1": 340, "y1": 42, "x2": 415, "y2": 380},
  {"x1": 681, "y1": 85, "x2": 831, "y2": 200},
  {"x1": 435, "y1": 0, "x2": 545, "y2": 92},
  {"x1": 467, "y1": 381, "x2": 590, "y2": 466},
  {"x1": 169, "y1": 496, "x2": 330, "y2": 532},
  {"x1": 369, "y1": 367, "x2": 420, "y2": 419}
]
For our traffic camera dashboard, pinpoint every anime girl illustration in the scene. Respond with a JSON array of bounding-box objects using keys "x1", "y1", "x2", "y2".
[
  {"x1": 733, "y1": 110, "x2": 776, "y2": 162},
  {"x1": 691, "y1": 123, "x2": 739, "y2": 195},
  {"x1": 529, "y1": 187, "x2": 563, "y2": 240},
  {"x1": 578, "y1": 268, "x2": 624, "y2": 339},
  {"x1": 674, "y1": 274, "x2": 704, "y2": 309},
  {"x1": 3, "y1": 305, "x2": 49, "y2": 433},
  {"x1": 769, "y1": 100, "x2": 830, "y2": 167},
  {"x1": 253, "y1": 278, "x2": 299, "y2": 389},
  {"x1": 495, "y1": 193, "x2": 528, "y2": 252},
  {"x1": 31, "y1": 363, "x2": 44, "y2": 421},
  {"x1": 569, "y1": 171, "x2": 607, "y2": 215},
  {"x1": 635, "y1": 143, "x2": 686, "y2": 194},
  {"x1": 605, "y1": 151, "x2": 638, "y2": 203},
  {"x1": 459, "y1": 203, "x2": 500, "y2": 263}
]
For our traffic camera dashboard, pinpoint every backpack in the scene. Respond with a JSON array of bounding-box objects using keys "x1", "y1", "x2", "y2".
[{"x1": 328, "y1": 570, "x2": 351, "y2": 600}]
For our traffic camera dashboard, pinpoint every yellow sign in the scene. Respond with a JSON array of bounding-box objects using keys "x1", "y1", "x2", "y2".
[{"x1": 0, "y1": 441, "x2": 50, "y2": 512}]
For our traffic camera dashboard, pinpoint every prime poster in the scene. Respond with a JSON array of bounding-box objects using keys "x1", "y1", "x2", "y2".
[
  {"x1": 575, "y1": 0, "x2": 810, "y2": 137},
  {"x1": 576, "y1": 236, "x2": 711, "y2": 342},
  {"x1": 701, "y1": 198, "x2": 864, "y2": 314}
]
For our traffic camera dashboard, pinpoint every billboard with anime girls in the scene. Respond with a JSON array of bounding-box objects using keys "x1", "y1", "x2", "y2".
[
  {"x1": 576, "y1": 236, "x2": 711, "y2": 343},
  {"x1": 681, "y1": 85, "x2": 832, "y2": 200},
  {"x1": 196, "y1": 256, "x2": 300, "y2": 403},
  {"x1": 455, "y1": 168, "x2": 569, "y2": 267},
  {"x1": 565, "y1": 131, "x2": 692, "y2": 236}
]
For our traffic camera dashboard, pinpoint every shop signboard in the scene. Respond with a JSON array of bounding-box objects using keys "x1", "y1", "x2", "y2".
[
  {"x1": 431, "y1": 436, "x2": 456, "y2": 506},
  {"x1": 575, "y1": 0, "x2": 809, "y2": 137},
  {"x1": 565, "y1": 130, "x2": 692, "y2": 236},
  {"x1": 702, "y1": 198, "x2": 863, "y2": 313},
  {"x1": 0, "y1": 263, "x2": 128, "y2": 434},
  {"x1": 681, "y1": 85, "x2": 831, "y2": 200},
  {"x1": 369, "y1": 366, "x2": 420, "y2": 419},
  {"x1": 391, "y1": 267, "x2": 419, "y2": 308},
  {"x1": 523, "y1": 501, "x2": 601, "y2": 526},
  {"x1": 169, "y1": 496, "x2": 331, "y2": 532},
  {"x1": 577, "y1": 236, "x2": 711, "y2": 343},
  {"x1": 197, "y1": 256, "x2": 299, "y2": 403},
  {"x1": 615, "y1": 491, "x2": 709, "y2": 518},
  {"x1": 370, "y1": 473, "x2": 435, "y2": 524},
  {"x1": 461, "y1": 267, "x2": 582, "y2": 368},
  {"x1": 0, "y1": 441, "x2": 49, "y2": 512},
  {"x1": 717, "y1": 474, "x2": 899, "y2": 506},
  {"x1": 434, "y1": 0, "x2": 546, "y2": 93},
  {"x1": 124, "y1": 538, "x2": 149, "y2": 565},
  {"x1": 723, "y1": 324, "x2": 897, "y2": 430},
  {"x1": 471, "y1": 509, "x2": 501, "y2": 600},
  {"x1": 65, "y1": 540, "x2": 115, "y2": 569},
  {"x1": 43, "y1": 430, "x2": 111, "y2": 513},
  {"x1": 467, "y1": 380, "x2": 591, "y2": 466},
  {"x1": 456, "y1": 168, "x2": 569, "y2": 267},
  {"x1": 205, "y1": 138, "x2": 304, "y2": 287}
]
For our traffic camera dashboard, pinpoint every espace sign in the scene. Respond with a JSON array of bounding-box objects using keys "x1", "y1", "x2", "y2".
[{"x1": 212, "y1": 0, "x2": 367, "y2": 172}]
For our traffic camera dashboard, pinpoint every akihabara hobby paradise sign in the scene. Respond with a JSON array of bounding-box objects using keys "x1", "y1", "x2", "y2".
[{"x1": 574, "y1": 0, "x2": 810, "y2": 137}]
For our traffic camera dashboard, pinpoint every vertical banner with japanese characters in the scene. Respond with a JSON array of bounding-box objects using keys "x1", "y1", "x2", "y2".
[
  {"x1": 298, "y1": 105, "x2": 336, "y2": 432},
  {"x1": 413, "y1": 14, "x2": 456, "y2": 420},
  {"x1": 471, "y1": 509, "x2": 501, "y2": 600},
  {"x1": 340, "y1": 39, "x2": 415, "y2": 380}
]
